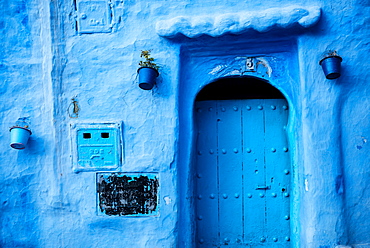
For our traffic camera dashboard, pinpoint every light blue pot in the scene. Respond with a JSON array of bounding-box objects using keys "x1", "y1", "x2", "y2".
[{"x1": 10, "y1": 126, "x2": 32, "y2": 150}]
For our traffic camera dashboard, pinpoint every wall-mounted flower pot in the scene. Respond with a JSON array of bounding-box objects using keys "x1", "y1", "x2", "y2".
[
  {"x1": 10, "y1": 126, "x2": 32, "y2": 150},
  {"x1": 138, "y1": 67, "x2": 159, "y2": 90},
  {"x1": 319, "y1": 55, "x2": 342, "y2": 79}
]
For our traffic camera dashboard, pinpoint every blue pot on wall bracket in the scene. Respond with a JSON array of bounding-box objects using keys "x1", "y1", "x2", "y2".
[
  {"x1": 138, "y1": 67, "x2": 159, "y2": 90},
  {"x1": 319, "y1": 53, "x2": 342, "y2": 79},
  {"x1": 10, "y1": 126, "x2": 32, "y2": 150}
]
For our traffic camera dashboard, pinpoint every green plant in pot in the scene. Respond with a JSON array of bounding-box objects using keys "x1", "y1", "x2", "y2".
[
  {"x1": 319, "y1": 50, "x2": 343, "y2": 79},
  {"x1": 138, "y1": 50, "x2": 159, "y2": 90}
]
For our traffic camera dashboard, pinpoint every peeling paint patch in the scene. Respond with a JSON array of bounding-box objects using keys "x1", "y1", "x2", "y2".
[
  {"x1": 305, "y1": 179, "x2": 309, "y2": 192},
  {"x1": 208, "y1": 56, "x2": 273, "y2": 78},
  {"x1": 256, "y1": 57, "x2": 272, "y2": 77},
  {"x1": 230, "y1": 69, "x2": 242, "y2": 75},
  {"x1": 97, "y1": 173, "x2": 159, "y2": 216},
  {"x1": 209, "y1": 65, "x2": 228, "y2": 75},
  {"x1": 163, "y1": 196, "x2": 172, "y2": 205},
  {"x1": 355, "y1": 136, "x2": 368, "y2": 150}
]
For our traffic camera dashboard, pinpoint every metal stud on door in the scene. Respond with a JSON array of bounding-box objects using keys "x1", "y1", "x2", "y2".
[{"x1": 195, "y1": 99, "x2": 290, "y2": 248}]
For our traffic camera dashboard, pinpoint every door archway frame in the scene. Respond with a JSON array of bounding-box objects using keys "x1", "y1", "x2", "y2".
[{"x1": 177, "y1": 41, "x2": 301, "y2": 247}]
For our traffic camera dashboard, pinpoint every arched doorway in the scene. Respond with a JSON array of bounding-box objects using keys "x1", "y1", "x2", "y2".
[{"x1": 194, "y1": 77, "x2": 291, "y2": 247}]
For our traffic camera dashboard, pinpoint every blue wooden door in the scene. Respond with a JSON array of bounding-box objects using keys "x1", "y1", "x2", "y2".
[{"x1": 195, "y1": 99, "x2": 290, "y2": 247}]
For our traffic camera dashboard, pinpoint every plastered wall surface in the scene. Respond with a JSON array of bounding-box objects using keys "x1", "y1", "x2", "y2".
[{"x1": 0, "y1": 0, "x2": 370, "y2": 247}]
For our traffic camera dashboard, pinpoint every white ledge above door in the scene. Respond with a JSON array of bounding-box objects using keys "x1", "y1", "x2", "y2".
[{"x1": 156, "y1": 6, "x2": 321, "y2": 38}]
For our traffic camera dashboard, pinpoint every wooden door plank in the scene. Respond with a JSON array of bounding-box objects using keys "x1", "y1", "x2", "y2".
[
  {"x1": 217, "y1": 100, "x2": 244, "y2": 246},
  {"x1": 195, "y1": 101, "x2": 219, "y2": 247},
  {"x1": 242, "y1": 99, "x2": 266, "y2": 244},
  {"x1": 264, "y1": 99, "x2": 290, "y2": 245}
]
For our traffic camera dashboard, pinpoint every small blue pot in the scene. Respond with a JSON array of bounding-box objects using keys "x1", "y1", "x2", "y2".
[
  {"x1": 10, "y1": 126, "x2": 32, "y2": 150},
  {"x1": 319, "y1": 56, "x2": 342, "y2": 79},
  {"x1": 138, "y1": 67, "x2": 159, "y2": 90}
]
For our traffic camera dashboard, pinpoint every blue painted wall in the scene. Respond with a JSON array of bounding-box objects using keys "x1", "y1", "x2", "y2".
[{"x1": 0, "y1": 0, "x2": 369, "y2": 247}]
